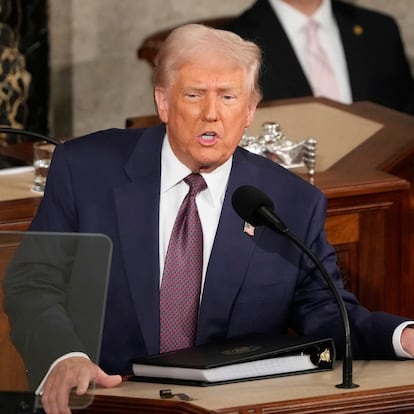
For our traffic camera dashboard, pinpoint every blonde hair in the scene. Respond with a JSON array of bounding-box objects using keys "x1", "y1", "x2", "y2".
[{"x1": 153, "y1": 24, "x2": 262, "y2": 104}]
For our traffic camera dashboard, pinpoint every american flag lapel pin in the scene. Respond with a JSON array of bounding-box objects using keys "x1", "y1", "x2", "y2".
[{"x1": 243, "y1": 222, "x2": 255, "y2": 236}]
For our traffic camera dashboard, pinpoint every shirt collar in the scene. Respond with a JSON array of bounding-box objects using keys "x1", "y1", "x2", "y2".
[
  {"x1": 313, "y1": 0, "x2": 336, "y2": 31},
  {"x1": 269, "y1": 0, "x2": 335, "y2": 34},
  {"x1": 160, "y1": 134, "x2": 232, "y2": 207}
]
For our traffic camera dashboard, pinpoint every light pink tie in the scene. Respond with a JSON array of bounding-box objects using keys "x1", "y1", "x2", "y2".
[
  {"x1": 305, "y1": 19, "x2": 340, "y2": 100},
  {"x1": 159, "y1": 173, "x2": 207, "y2": 353}
]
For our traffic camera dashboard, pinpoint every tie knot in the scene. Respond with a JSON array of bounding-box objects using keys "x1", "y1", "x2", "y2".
[
  {"x1": 184, "y1": 173, "x2": 207, "y2": 196},
  {"x1": 306, "y1": 18, "x2": 319, "y2": 36}
]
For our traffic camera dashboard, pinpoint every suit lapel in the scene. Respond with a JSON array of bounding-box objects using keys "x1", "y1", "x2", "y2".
[{"x1": 114, "y1": 125, "x2": 164, "y2": 354}]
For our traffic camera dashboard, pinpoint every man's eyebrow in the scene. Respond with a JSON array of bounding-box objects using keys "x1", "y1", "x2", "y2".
[{"x1": 180, "y1": 83, "x2": 244, "y2": 94}]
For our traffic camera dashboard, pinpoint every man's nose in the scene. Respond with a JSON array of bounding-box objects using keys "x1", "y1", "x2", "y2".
[{"x1": 202, "y1": 98, "x2": 219, "y2": 122}]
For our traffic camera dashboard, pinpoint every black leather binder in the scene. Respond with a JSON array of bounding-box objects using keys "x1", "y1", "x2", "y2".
[{"x1": 131, "y1": 334, "x2": 335, "y2": 386}]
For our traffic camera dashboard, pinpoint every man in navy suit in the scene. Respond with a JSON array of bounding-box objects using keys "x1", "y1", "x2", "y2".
[
  {"x1": 4, "y1": 23, "x2": 414, "y2": 414},
  {"x1": 225, "y1": 0, "x2": 414, "y2": 114}
]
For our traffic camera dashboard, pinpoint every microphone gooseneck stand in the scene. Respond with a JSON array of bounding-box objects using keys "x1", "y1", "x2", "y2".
[
  {"x1": 257, "y1": 205, "x2": 358, "y2": 389},
  {"x1": 232, "y1": 185, "x2": 359, "y2": 389}
]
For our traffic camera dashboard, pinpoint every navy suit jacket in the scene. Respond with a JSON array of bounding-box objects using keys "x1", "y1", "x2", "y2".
[
  {"x1": 6, "y1": 125, "x2": 407, "y2": 386},
  {"x1": 226, "y1": 0, "x2": 414, "y2": 114}
]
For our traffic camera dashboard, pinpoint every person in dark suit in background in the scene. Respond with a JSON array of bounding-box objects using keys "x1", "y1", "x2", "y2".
[
  {"x1": 225, "y1": 0, "x2": 414, "y2": 114},
  {"x1": 4, "y1": 23, "x2": 414, "y2": 414}
]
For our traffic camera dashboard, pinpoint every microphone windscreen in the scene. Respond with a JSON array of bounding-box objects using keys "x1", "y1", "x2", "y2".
[{"x1": 231, "y1": 185, "x2": 274, "y2": 226}]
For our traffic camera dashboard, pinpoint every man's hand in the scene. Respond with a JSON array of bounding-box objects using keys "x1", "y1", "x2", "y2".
[
  {"x1": 41, "y1": 356, "x2": 122, "y2": 414},
  {"x1": 401, "y1": 326, "x2": 414, "y2": 357}
]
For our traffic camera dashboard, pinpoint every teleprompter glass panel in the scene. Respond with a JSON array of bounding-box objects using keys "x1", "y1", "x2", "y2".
[{"x1": 0, "y1": 231, "x2": 113, "y2": 413}]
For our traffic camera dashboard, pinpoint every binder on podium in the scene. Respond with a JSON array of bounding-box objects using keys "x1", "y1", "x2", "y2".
[{"x1": 132, "y1": 334, "x2": 335, "y2": 386}]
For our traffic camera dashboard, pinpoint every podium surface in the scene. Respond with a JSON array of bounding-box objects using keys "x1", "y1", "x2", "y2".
[{"x1": 74, "y1": 360, "x2": 414, "y2": 414}]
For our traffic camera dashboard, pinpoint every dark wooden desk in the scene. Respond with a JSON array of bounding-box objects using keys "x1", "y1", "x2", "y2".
[
  {"x1": 0, "y1": 141, "x2": 34, "y2": 166},
  {"x1": 74, "y1": 360, "x2": 414, "y2": 414}
]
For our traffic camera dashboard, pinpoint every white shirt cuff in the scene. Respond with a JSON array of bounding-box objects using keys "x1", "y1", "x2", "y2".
[
  {"x1": 393, "y1": 321, "x2": 414, "y2": 359},
  {"x1": 35, "y1": 352, "x2": 90, "y2": 395}
]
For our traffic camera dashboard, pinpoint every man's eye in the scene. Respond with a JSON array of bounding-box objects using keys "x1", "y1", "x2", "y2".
[{"x1": 222, "y1": 95, "x2": 235, "y2": 101}]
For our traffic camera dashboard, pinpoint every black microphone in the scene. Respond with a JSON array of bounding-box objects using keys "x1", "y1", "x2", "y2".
[{"x1": 231, "y1": 185, "x2": 358, "y2": 389}]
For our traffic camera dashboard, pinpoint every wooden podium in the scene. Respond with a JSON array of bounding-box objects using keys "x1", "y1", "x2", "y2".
[{"x1": 73, "y1": 360, "x2": 414, "y2": 414}]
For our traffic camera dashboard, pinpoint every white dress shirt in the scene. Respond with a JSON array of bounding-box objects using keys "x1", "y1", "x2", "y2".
[
  {"x1": 159, "y1": 134, "x2": 232, "y2": 293},
  {"x1": 269, "y1": 0, "x2": 352, "y2": 103}
]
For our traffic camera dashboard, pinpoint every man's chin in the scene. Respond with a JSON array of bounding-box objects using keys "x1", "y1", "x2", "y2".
[{"x1": 198, "y1": 159, "x2": 228, "y2": 173}]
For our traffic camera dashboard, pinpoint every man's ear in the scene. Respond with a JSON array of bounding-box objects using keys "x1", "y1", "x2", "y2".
[
  {"x1": 154, "y1": 87, "x2": 169, "y2": 123},
  {"x1": 245, "y1": 101, "x2": 258, "y2": 128}
]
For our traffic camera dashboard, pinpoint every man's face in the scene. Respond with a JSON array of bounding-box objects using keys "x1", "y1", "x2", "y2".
[{"x1": 155, "y1": 57, "x2": 257, "y2": 173}]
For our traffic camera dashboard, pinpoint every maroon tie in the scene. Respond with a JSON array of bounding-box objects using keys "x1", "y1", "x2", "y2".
[{"x1": 160, "y1": 173, "x2": 207, "y2": 353}]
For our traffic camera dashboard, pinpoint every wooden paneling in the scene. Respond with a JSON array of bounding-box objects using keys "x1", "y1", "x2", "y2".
[
  {"x1": 0, "y1": 198, "x2": 40, "y2": 391},
  {"x1": 325, "y1": 190, "x2": 409, "y2": 315},
  {"x1": 0, "y1": 198, "x2": 41, "y2": 231},
  {"x1": 0, "y1": 239, "x2": 28, "y2": 391},
  {"x1": 325, "y1": 213, "x2": 360, "y2": 245}
]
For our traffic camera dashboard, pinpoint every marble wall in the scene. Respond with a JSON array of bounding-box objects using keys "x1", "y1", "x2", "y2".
[{"x1": 48, "y1": 0, "x2": 414, "y2": 138}]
